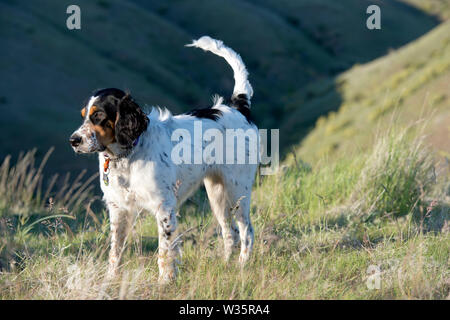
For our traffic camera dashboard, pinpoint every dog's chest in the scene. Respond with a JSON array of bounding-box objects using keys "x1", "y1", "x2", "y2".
[
  {"x1": 101, "y1": 160, "x2": 136, "y2": 204},
  {"x1": 109, "y1": 163, "x2": 130, "y2": 187}
]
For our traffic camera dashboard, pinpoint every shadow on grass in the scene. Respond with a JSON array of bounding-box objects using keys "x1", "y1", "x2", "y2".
[{"x1": 280, "y1": 199, "x2": 450, "y2": 255}]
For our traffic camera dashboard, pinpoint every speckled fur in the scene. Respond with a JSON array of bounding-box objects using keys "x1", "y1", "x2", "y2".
[
  {"x1": 100, "y1": 102, "x2": 257, "y2": 282},
  {"x1": 71, "y1": 36, "x2": 257, "y2": 283}
]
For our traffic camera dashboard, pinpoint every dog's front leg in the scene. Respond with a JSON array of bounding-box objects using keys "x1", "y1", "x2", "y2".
[
  {"x1": 107, "y1": 202, "x2": 131, "y2": 278},
  {"x1": 155, "y1": 203, "x2": 179, "y2": 283}
]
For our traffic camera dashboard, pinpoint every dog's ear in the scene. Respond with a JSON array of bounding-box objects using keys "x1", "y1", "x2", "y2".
[{"x1": 115, "y1": 94, "x2": 149, "y2": 148}]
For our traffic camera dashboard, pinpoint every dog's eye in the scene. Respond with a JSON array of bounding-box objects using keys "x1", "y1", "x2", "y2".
[{"x1": 90, "y1": 111, "x2": 106, "y2": 124}]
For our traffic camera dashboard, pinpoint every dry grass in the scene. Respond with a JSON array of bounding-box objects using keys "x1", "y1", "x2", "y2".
[
  {"x1": 0, "y1": 148, "x2": 97, "y2": 217},
  {"x1": 0, "y1": 127, "x2": 448, "y2": 299}
]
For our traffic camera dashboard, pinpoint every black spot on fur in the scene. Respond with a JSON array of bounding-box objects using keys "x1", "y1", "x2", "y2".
[
  {"x1": 185, "y1": 107, "x2": 223, "y2": 121},
  {"x1": 230, "y1": 94, "x2": 252, "y2": 124},
  {"x1": 160, "y1": 154, "x2": 169, "y2": 167}
]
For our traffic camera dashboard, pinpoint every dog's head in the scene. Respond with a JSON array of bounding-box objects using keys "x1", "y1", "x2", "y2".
[{"x1": 69, "y1": 88, "x2": 148, "y2": 154}]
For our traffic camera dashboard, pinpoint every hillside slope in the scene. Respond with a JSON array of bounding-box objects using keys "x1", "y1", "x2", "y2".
[
  {"x1": 400, "y1": 0, "x2": 450, "y2": 20},
  {"x1": 0, "y1": 0, "x2": 438, "y2": 174}
]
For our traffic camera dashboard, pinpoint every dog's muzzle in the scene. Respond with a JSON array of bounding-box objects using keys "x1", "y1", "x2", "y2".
[
  {"x1": 69, "y1": 134, "x2": 82, "y2": 147},
  {"x1": 69, "y1": 127, "x2": 104, "y2": 153}
]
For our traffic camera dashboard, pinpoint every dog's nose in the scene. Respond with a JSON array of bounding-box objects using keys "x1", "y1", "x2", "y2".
[{"x1": 69, "y1": 135, "x2": 82, "y2": 147}]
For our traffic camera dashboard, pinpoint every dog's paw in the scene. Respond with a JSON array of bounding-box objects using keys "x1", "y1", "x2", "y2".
[
  {"x1": 105, "y1": 265, "x2": 120, "y2": 281},
  {"x1": 158, "y1": 266, "x2": 178, "y2": 284},
  {"x1": 238, "y1": 248, "x2": 251, "y2": 266},
  {"x1": 157, "y1": 254, "x2": 179, "y2": 284}
]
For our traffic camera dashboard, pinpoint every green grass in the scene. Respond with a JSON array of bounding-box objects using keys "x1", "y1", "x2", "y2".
[{"x1": 0, "y1": 123, "x2": 448, "y2": 299}]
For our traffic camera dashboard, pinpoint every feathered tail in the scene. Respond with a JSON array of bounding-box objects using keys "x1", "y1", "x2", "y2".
[{"x1": 186, "y1": 36, "x2": 253, "y2": 107}]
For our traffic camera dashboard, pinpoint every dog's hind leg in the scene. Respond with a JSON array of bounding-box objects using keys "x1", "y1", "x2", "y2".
[
  {"x1": 233, "y1": 194, "x2": 254, "y2": 265},
  {"x1": 204, "y1": 174, "x2": 240, "y2": 261},
  {"x1": 223, "y1": 174, "x2": 255, "y2": 266}
]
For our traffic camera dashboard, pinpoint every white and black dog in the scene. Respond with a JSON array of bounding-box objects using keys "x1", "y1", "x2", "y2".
[{"x1": 70, "y1": 36, "x2": 257, "y2": 282}]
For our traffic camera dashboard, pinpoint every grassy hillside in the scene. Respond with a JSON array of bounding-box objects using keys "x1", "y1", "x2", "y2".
[
  {"x1": 0, "y1": 0, "x2": 439, "y2": 174},
  {"x1": 0, "y1": 1, "x2": 448, "y2": 300},
  {"x1": 284, "y1": 21, "x2": 450, "y2": 162},
  {"x1": 401, "y1": 0, "x2": 450, "y2": 20}
]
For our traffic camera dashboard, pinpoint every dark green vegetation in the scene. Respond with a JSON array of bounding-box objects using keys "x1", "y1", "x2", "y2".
[
  {"x1": 0, "y1": 1, "x2": 449, "y2": 299},
  {"x1": 0, "y1": 0, "x2": 440, "y2": 174}
]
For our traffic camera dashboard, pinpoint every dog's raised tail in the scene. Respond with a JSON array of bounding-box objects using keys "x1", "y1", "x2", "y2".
[{"x1": 186, "y1": 36, "x2": 253, "y2": 107}]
